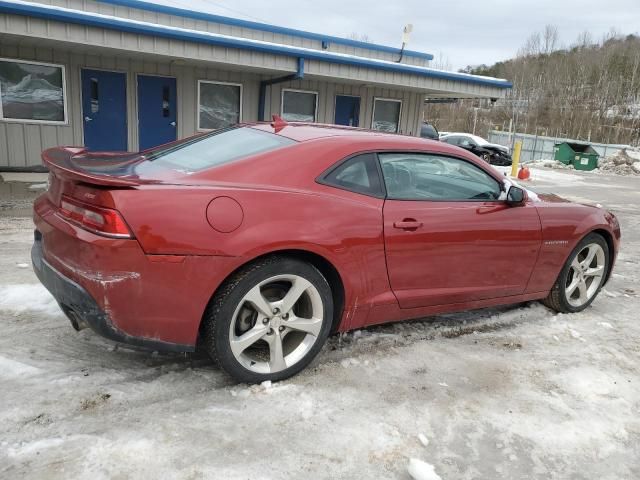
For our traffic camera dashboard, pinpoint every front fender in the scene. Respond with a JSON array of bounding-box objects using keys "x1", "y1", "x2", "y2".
[{"x1": 525, "y1": 202, "x2": 619, "y2": 293}]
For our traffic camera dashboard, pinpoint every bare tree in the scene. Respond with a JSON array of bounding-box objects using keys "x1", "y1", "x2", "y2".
[
  {"x1": 433, "y1": 52, "x2": 452, "y2": 70},
  {"x1": 426, "y1": 27, "x2": 640, "y2": 147},
  {"x1": 348, "y1": 32, "x2": 371, "y2": 43},
  {"x1": 542, "y1": 25, "x2": 559, "y2": 55}
]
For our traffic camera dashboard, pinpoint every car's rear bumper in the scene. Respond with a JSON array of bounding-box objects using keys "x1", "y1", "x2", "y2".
[
  {"x1": 31, "y1": 231, "x2": 194, "y2": 352},
  {"x1": 32, "y1": 193, "x2": 242, "y2": 351}
]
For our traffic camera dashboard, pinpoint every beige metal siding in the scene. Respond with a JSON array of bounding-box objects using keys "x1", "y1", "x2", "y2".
[
  {"x1": 34, "y1": 0, "x2": 431, "y2": 67},
  {"x1": 0, "y1": 12, "x2": 300, "y2": 75},
  {"x1": 263, "y1": 79, "x2": 423, "y2": 135},
  {"x1": 0, "y1": 46, "x2": 268, "y2": 167},
  {"x1": 0, "y1": 46, "x2": 428, "y2": 167},
  {"x1": 303, "y1": 58, "x2": 506, "y2": 99},
  {"x1": 0, "y1": 44, "x2": 75, "y2": 167},
  {"x1": 1, "y1": 10, "x2": 506, "y2": 100},
  {"x1": 0, "y1": 3, "x2": 511, "y2": 169}
]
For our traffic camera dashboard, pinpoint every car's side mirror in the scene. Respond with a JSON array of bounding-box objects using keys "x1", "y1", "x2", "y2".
[{"x1": 506, "y1": 185, "x2": 527, "y2": 206}]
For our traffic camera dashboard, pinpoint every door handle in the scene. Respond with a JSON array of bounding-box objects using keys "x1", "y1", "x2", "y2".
[
  {"x1": 169, "y1": 121, "x2": 176, "y2": 127},
  {"x1": 84, "y1": 116, "x2": 92, "y2": 122},
  {"x1": 393, "y1": 219, "x2": 423, "y2": 231}
]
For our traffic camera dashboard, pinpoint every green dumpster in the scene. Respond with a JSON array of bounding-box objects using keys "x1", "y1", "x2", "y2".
[{"x1": 553, "y1": 142, "x2": 599, "y2": 171}]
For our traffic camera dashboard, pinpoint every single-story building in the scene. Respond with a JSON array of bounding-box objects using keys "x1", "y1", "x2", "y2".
[{"x1": 0, "y1": 0, "x2": 512, "y2": 170}]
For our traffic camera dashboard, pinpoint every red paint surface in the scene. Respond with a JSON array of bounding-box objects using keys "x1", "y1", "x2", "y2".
[{"x1": 34, "y1": 123, "x2": 621, "y2": 346}]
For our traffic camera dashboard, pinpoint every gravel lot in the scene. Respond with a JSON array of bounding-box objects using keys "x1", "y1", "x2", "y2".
[{"x1": 1, "y1": 168, "x2": 639, "y2": 479}]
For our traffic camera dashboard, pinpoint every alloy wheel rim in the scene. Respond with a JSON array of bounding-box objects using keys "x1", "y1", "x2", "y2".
[
  {"x1": 229, "y1": 274, "x2": 324, "y2": 374},
  {"x1": 565, "y1": 243, "x2": 606, "y2": 308}
]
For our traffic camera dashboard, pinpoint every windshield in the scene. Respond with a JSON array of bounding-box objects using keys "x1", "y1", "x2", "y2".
[{"x1": 140, "y1": 127, "x2": 296, "y2": 173}]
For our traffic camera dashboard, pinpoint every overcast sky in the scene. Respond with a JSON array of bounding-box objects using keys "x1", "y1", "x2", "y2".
[{"x1": 157, "y1": 0, "x2": 640, "y2": 70}]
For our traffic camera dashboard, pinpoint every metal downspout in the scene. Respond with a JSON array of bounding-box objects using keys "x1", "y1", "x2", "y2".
[{"x1": 258, "y1": 57, "x2": 305, "y2": 121}]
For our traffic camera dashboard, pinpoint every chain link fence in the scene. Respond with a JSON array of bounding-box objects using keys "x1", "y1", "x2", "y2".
[{"x1": 487, "y1": 131, "x2": 632, "y2": 163}]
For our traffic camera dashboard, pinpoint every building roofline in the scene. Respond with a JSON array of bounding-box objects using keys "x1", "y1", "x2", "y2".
[
  {"x1": 0, "y1": 0, "x2": 513, "y2": 89},
  {"x1": 96, "y1": 0, "x2": 435, "y2": 61}
]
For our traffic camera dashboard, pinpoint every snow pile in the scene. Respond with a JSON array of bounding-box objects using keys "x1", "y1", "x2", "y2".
[
  {"x1": 525, "y1": 159, "x2": 574, "y2": 170},
  {"x1": 407, "y1": 458, "x2": 442, "y2": 480},
  {"x1": 0, "y1": 284, "x2": 62, "y2": 316},
  {"x1": 597, "y1": 149, "x2": 640, "y2": 175},
  {"x1": 0, "y1": 355, "x2": 41, "y2": 379}
]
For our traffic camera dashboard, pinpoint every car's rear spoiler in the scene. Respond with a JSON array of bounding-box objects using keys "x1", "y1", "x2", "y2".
[{"x1": 42, "y1": 147, "x2": 143, "y2": 187}]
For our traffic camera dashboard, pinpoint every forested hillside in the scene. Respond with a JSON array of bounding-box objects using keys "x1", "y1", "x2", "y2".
[{"x1": 427, "y1": 27, "x2": 640, "y2": 146}]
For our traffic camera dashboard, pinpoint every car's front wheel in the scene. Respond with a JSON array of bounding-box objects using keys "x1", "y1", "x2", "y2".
[
  {"x1": 201, "y1": 256, "x2": 333, "y2": 383},
  {"x1": 480, "y1": 152, "x2": 491, "y2": 163},
  {"x1": 543, "y1": 233, "x2": 609, "y2": 313}
]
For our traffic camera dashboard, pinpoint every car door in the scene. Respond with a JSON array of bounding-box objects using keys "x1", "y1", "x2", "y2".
[
  {"x1": 442, "y1": 135, "x2": 460, "y2": 147},
  {"x1": 380, "y1": 152, "x2": 542, "y2": 309},
  {"x1": 458, "y1": 136, "x2": 478, "y2": 155}
]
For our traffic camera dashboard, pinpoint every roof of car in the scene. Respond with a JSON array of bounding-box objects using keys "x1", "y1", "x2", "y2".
[
  {"x1": 249, "y1": 122, "x2": 411, "y2": 142},
  {"x1": 441, "y1": 132, "x2": 489, "y2": 144}
]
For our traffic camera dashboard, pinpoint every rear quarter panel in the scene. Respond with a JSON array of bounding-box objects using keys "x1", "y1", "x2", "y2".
[{"x1": 114, "y1": 185, "x2": 388, "y2": 331}]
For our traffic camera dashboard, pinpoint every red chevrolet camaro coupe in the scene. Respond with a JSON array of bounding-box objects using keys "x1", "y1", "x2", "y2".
[{"x1": 32, "y1": 121, "x2": 621, "y2": 382}]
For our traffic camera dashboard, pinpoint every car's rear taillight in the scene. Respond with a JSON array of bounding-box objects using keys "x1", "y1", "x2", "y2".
[{"x1": 57, "y1": 196, "x2": 133, "y2": 238}]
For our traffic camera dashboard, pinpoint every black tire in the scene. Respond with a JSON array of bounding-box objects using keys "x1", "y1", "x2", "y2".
[
  {"x1": 481, "y1": 152, "x2": 491, "y2": 164},
  {"x1": 543, "y1": 233, "x2": 609, "y2": 313},
  {"x1": 201, "y1": 255, "x2": 333, "y2": 383}
]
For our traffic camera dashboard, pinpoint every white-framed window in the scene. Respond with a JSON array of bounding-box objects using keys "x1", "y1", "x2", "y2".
[
  {"x1": 281, "y1": 89, "x2": 318, "y2": 122},
  {"x1": 197, "y1": 80, "x2": 243, "y2": 131},
  {"x1": 371, "y1": 97, "x2": 402, "y2": 133},
  {"x1": 0, "y1": 58, "x2": 67, "y2": 124}
]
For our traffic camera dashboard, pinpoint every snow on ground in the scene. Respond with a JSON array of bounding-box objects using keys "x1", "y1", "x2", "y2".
[
  {"x1": 0, "y1": 284, "x2": 61, "y2": 316},
  {"x1": 1, "y1": 172, "x2": 639, "y2": 479},
  {"x1": 519, "y1": 148, "x2": 640, "y2": 176},
  {"x1": 408, "y1": 458, "x2": 442, "y2": 480},
  {"x1": 494, "y1": 165, "x2": 590, "y2": 186}
]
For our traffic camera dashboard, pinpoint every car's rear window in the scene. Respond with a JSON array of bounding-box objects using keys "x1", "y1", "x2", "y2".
[{"x1": 143, "y1": 126, "x2": 296, "y2": 172}]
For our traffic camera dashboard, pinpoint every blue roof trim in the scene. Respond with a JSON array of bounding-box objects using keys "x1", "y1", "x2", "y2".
[
  {"x1": 0, "y1": 1, "x2": 512, "y2": 89},
  {"x1": 97, "y1": 0, "x2": 435, "y2": 61}
]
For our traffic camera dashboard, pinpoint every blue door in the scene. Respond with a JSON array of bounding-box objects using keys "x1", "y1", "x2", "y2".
[
  {"x1": 137, "y1": 75, "x2": 177, "y2": 150},
  {"x1": 334, "y1": 95, "x2": 360, "y2": 127},
  {"x1": 81, "y1": 69, "x2": 128, "y2": 151}
]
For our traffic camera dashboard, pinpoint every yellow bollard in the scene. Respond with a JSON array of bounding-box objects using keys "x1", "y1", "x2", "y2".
[{"x1": 510, "y1": 141, "x2": 522, "y2": 177}]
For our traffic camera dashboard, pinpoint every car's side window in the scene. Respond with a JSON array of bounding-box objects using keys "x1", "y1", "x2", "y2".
[
  {"x1": 379, "y1": 153, "x2": 502, "y2": 201},
  {"x1": 443, "y1": 136, "x2": 458, "y2": 146},
  {"x1": 321, "y1": 153, "x2": 384, "y2": 198}
]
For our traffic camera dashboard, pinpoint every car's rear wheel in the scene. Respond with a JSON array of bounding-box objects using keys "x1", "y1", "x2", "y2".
[
  {"x1": 201, "y1": 256, "x2": 333, "y2": 383},
  {"x1": 543, "y1": 233, "x2": 609, "y2": 313}
]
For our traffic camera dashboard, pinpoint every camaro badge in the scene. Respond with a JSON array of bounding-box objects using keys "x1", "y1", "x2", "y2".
[{"x1": 544, "y1": 240, "x2": 569, "y2": 246}]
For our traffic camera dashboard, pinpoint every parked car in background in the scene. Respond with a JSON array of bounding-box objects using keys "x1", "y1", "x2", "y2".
[
  {"x1": 33, "y1": 121, "x2": 620, "y2": 383},
  {"x1": 441, "y1": 133, "x2": 512, "y2": 166},
  {"x1": 419, "y1": 122, "x2": 439, "y2": 140}
]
